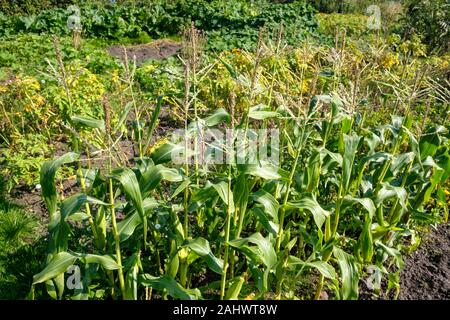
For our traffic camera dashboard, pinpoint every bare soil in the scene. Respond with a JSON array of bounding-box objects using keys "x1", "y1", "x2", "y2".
[
  {"x1": 108, "y1": 39, "x2": 182, "y2": 66},
  {"x1": 399, "y1": 223, "x2": 450, "y2": 300}
]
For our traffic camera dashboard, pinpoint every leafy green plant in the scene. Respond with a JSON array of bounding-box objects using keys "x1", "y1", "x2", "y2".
[
  {"x1": 0, "y1": 174, "x2": 46, "y2": 299},
  {"x1": 0, "y1": 1, "x2": 319, "y2": 50},
  {"x1": 0, "y1": 1, "x2": 448, "y2": 301},
  {"x1": 0, "y1": 134, "x2": 53, "y2": 191},
  {"x1": 402, "y1": 0, "x2": 450, "y2": 52},
  {"x1": 31, "y1": 58, "x2": 449, "y2": 299}
]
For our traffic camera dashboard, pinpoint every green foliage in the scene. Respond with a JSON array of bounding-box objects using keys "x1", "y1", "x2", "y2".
[
  {"x1": 0, "y1": 174, "x2": 46, "y2": 299},
  {"x1": 308, "y1": 0, "x2": 383, "y2": 14},
  {"x1": 0, "y1": 1, "x2": 319, "y2": 50},
  {"x1": 317, "y1": 13, "x2": 369, "y2": 37},
  {"x1": 0, "y1": 204, "x2": 40, "y2": 253},
  {"x1": 30, "y1": 88, "x2": 449, "y2": 299},
  {"x1": 171, "y1": 0, "x2": 318, "y2": 50},
  {"x1": 0, "y1": 0, "x2": 448, "y2": 301},
  {"x1": 402, "y1": 0, "x2": 450, "y2": 52},
  {"x1": 0, "y1": 134, "x2": 52, "y2": 191}
]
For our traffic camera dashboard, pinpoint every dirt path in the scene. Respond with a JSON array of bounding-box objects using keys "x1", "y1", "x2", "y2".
[
  {"x1": 399, "y1": 223, "x2": 450, "y2": 300},
  {"x1": 108, "y1": 39, "x2": 181, "y2": 66}
]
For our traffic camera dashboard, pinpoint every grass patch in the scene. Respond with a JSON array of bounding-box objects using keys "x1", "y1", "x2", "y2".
[{"x1": 0, "y1": 177, "x2": 46, "y2": 299}]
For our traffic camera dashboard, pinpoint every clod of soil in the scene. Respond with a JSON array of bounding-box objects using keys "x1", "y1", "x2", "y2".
[
  {"x1": 108, "y1": 39, "x2": 182, "y2": 65},
  {"x1": 399, "y1": 223, "x2": 450, "y2": 300}
]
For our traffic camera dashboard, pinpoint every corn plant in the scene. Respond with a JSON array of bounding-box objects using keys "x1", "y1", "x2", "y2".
[{"x1": 31, "y1": 42, "x2": 449, "y2": 300}]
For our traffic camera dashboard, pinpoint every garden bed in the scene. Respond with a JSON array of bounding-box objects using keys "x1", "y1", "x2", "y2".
[{"x1": 108, "y1": 39, "x2": 182, "y2": 66}]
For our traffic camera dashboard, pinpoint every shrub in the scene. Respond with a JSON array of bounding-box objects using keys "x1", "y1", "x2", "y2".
[{"x1": 402, "y1": 0, "x2": 450, "y2": 53}]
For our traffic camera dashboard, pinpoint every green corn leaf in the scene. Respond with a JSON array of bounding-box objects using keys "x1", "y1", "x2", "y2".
[
  {"x1": 248, "y1": 104, "x2": 281, "y2": 120},
  {"x1": 341, "y1": 134, "x2": 361, "y2": 193},
  {"x1": 364, "y1": 131, "x2": 382, "y2": 155},
  {"x1": 41, "y1": 152, "x2": 79, "y2": 217},
  {"x1": 248, "y1": 263, "x2": 271, "y2": 293},
  {"x1": 45, "y1": 280, "x2": 57, "y2": 300},
  {"x1": 150, "y1": 142, "x2": 185, "y2": 165},
  {"x1": 436, "y1": 151, "x2": 450, "y2": 182},
  {"x1": 390, "y1": 152, "x2": 415, "y2": 177},
  {"x1": 333, "y1": 247, "x2": 359, "y2": 300},
  {"x1": 230, "y1": 233, "x2": 277, "y2": 268},
  {"x1": 140, "y1": 165, "x2": 182, "y2": 195},
  {"x1": 225, "y1": 276, "x2": 245, "y2": 300},
  {"x1": 251, "y1": 207, "x2": 279, "y2": 235},
  {"x1": 113, "y1": 168, "x2": 144, "y2": 218},
  {"x1": 117, "y1": 198, "x2": 159, "y2": 241},
  {"x1": 342, "y1": 196, "x2": 376, "y2": 219},
  {"x1": 189, "y1": 182, "x2": 219, "y2": 212},
  {"x1": 204, "y1": 108, "x2": 231, "y2": 127},
  {"x1": 182, "y1": 238, "x2": 223, "y2": 275},
  {"x1": 240, "y1": 161, "x2": 288, "y2": 180},
  {"x1": 212, "y1": 181, "x2": 235, "y2": 213},
  {"x1": 375, "y1": 241, "x2": 404, "y2": 268},
  {"x1": 166, "y1": 240, "x2": 180, "y2": 278},
  {"x1": 285, "y1": 195, "x2": 330, "y2": 229},
  {"x1": 60, "y1": 193, "x2": 108, "y2": 221},
  {"x1": 233, "y1": 173, "x2": 250, "y2": 218},
  {"x1": 375, "y1": 183, "x2": 408, "y2": 211},
  {"x1": 33, "y1": 251, "x2": 121, "y2": 286},
  {"x1": 419, "y1": 126, "x2": 445, "y2": 160},
  {"x1": 218, "y1": 56, "x2": 238, "y2": 79},
  {"x1": 53, "y1": 274, "x2": 65, "y2": 300},
  {"x1": 51, "y1": 194, "x2": 108, "y2": 253},
  {"x1": 80, "y1": 254, "x2": 121, "y2": 270},
  {"x1": 144, "y1": 96, "x2": 163, "y2": 150},
  {"x1": 114, "y1": 101, "x2": 133, "y2": 132},
  {"x1": 358, "y1": 218, "x2": 374, "y2": 263},
  {"x1": 117, "y1": 212, "x2": 141, "y2": 242},
  {"x1": 306, "y1": 147, "x2": 322, "y2": 192},
  {"x1": 139, "y1": 274, "x2": 201, "y2": 300},
  {"x1": 308, "y1": 261, "x2": 337, "y2": 280},
  {"x1": 33, "y1": 252, "x2": 77, "y2": 285},
  {"x1": 113, "y1": 168, "x2": 147, "y2": 242},
  {"x1": 251, "y1": 189, "x2": 279, "y2": 222},
  {"x1": 170, "y1": 178, "x2": 191, "y2": 200},
  {"x1": 71, "y1": 115, "x2": 104, "y2": 130},
  {"x1": 288, "y1": 256, "x2": 336, "y2": 279},
  {"x1": 124, "y1": 262, "x2": 139, "y2": 300}
]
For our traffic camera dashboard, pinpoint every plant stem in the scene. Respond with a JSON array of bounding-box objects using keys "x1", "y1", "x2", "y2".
[
  {"x1": 275, "y1": 121, "x2": 307, "y2": 253},
  {"x1": 108, "y1": 174, "x2": 125, "y2": 298},
  {"x1": 220, "y1": 170, "x2": 233, "y2": 300}
]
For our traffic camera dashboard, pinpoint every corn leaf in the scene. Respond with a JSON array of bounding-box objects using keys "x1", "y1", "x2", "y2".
[
  {"x1": 182, "y1": 238, "x2": 223, "y2": 275},
  {"x1": 204, "y1": 108, "x2": 231, "y2": 127},
  {"x1": 251, "y1": 189, "x2": 279, "y2": 222},
  {"x1": 33, "y1": 252, "x2": 77, "y2": 284},
  {"x1": 212, "y1": 181, "x2": 235, "y2": 213},
  {"x1": 41, "y1": 152, "x2": 79, "y2": 217},
  {"x1": 342, "y1": 134, "x2": 361, "y2": 193},
  {"x1": 333, "y1": 247, "x2": 359, "y2": 300},
  {"x1": 139, "y1": 274, "x2": 201, "y2": 300},
  {"x1": 71, "y1": 115, "x2": 104, "y2": 130},
  {"x1": 285, "y1": 196, "x2": 330, "y2": 229},
  {"x1": 288, "y1": 256, "x2": 336, "y2": 279},
  {"x1": 251, "y1": 207, "x2": 279, "y2": 235}
]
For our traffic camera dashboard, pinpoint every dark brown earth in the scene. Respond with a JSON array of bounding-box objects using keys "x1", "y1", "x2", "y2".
[
  {"x1": 399, "y1": 223, "x2": 450, "y2": 300},
  {"x1": 108, "y1": 39, "x2": 182, "y2": 66}
]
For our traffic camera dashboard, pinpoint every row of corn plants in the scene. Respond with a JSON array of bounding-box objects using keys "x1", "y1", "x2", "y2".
[{"x1": 30, "y1": 32, "x2": 449, "y2": 300}]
